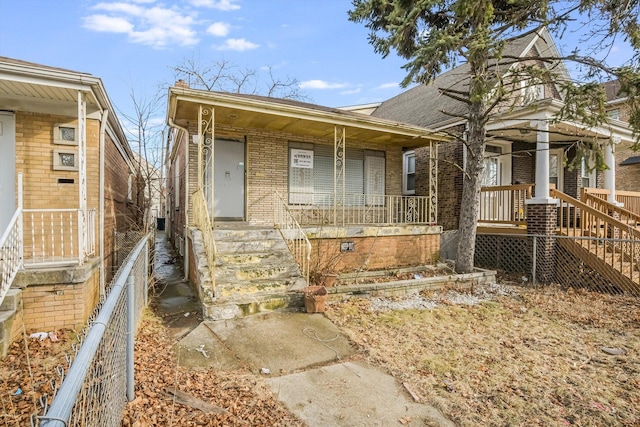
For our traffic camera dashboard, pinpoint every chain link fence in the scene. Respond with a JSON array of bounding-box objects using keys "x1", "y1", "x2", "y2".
[
  {"x1": 33, "y1": 233, "x2": 152, "y2": 427},
  {"x1": 475, "y1": 233, "x2": 640, "y2": 297}
]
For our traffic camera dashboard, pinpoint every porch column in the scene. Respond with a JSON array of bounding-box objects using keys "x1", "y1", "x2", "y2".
[
  {"x1": 334, "y1": 126, "x2": 345, "y2": 226},
  {"x1": 604, "y1": 136, "x2": 621, "y2": 205},
  {"x1": 530, "y1": 119, "x2": 554, "y2": 202}
]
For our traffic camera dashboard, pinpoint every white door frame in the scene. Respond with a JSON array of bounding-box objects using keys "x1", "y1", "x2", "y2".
[{"x1": 0, "y1": 112, "x2": 16, "y2": 232}]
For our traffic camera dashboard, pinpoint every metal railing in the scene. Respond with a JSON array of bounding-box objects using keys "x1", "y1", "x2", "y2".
[
  {"x1": 0, "y1": 208, "x2": 22, "y2": 308},
  {"x1": 479, "y1": 184, "x2": 533, "y2": 225},
  {"x1": 21, "y1": 208, "x2": 96, "y2": 268},
  {"x1": 286, "y1": 192, "x2": 435, "y2": 226},
  {"x1": 37, "y1": 233, "x2": 151, "y2": 427},
  {"x1": 192, "y1": 188, "x2": 216, "y2": 293},
  {"x1": 552, "y1": 189, "x2": 640, "y2": 292},
  {"x1": 274, "y1": 192, "x2": 311, "y2": 284}
]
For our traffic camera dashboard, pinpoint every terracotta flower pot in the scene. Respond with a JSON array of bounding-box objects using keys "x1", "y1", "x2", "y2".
[
  {"x1": 303, "y1": 286, "x2": 328, "y2": 313},
  {"x1": 322, "y1": 273, "x2": 338, "y2": 287}
]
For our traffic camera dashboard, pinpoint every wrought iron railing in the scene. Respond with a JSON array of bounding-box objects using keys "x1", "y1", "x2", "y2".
[
  {"x1": 479, "y1": 184, "x2": 533, "y2": 225},
  {"x1": 21, "y1": 208, "x2": 96, "y2": 268},
  {"x1": 274, "y1": 192, "x2": 311, "y2": 284},
  {"x1": 285, "y1": 192, "x2": 435, "y2": 226},
  {"x1": 0, "y1": 208, "x2": 22, "y2": 308},
  {"x1": 192, "y1": 188, "x2": 216, "y2": 293}
]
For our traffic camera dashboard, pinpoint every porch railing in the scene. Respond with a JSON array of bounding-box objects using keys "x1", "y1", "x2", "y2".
[
  {"x1": 581, "y1": 188, "x2": 640, "y2": 228},
  {"x1": 479, "y1": 184, "x2": 533, "y2": 225},
  {"x1": 553, "y1": 189, "x2": 640, "y2": 290},
  {"x1": 274, "y1": 192, "x2": 311, "y2": 284},
  {"x1": 286, "y1": 192, "x2": 434, "y2": 226},
  {"x1": 0, "y1": 209, "x2": 22, "y2": 307},
  {"x1": 192, "y1": 188, "x2": 216, "y2": 293},
  {"x1": 583, "y1": 187, "x2": 640, "y2": 217},
  {"x1": 21, "y1": 208, "x2": 96, "y2": 268}
]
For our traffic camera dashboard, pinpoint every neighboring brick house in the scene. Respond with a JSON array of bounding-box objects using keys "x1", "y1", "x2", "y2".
[
  {"x1": 0, "y1": 57, "x2": 139, "y2": 356},
  {"x1": 165, "y1": 85, "x2": 448, "y2": 317},
  {"x1": 603, "y1": 80, "x2": 640, "y2": 193},
  {"x1": 365, "y1": 29, "x2": 635, "y2": 231}
]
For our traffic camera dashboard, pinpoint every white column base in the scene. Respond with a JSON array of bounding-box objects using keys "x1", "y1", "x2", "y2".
[{"x1": 526, "y1": 197, "x2": 558, "y2": 205}]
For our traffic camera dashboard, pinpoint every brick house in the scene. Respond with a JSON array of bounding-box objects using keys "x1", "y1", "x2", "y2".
[
  {"x1": 358, "y1": 29, "x2": 635, "y2": 234},
  {"x1": 165, "y1": 85, "x2": 448, "y2": 318},
  {"x1": 603, "y1": 80, "x2": 640, "y2": 195},
  {"x1": 0, "y1": 57, "x2": 139, "y2": 356}
]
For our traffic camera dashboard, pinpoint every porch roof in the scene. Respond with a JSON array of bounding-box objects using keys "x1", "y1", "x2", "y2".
[{"x1": 167, "y1": 87, "x2": 449, "y2": 148}]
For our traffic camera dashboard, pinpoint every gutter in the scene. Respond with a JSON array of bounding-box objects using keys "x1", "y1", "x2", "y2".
[{"x1": 99, "y1": 109, "x2": 109, "y2": 296}]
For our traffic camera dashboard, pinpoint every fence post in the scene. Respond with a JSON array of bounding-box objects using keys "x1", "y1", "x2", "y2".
[
  {"x1": 126, "y1": 273, "x2": 135, "y2": 401},
  {"x1": 144, "y1": 238, "x2": 149, "y2": 307},
  {"x1": 532, "y1": 235, "x2": 537, "y2": 286}
]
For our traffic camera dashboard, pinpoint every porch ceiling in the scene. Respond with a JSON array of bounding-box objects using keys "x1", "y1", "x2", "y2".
[{"x1": 168, "y1": 88, "x2": 449, "y2": 148}]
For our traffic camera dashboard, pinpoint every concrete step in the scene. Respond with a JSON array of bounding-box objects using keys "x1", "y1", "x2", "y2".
[
  {"x1": 215, "y1": 264, "x2": 301, "y2": 282},
  {"x1": 0, "y1": 289, "x2": 21, "y2": 312},
  {"x1": 215, "y1": 251, "x2": 294, "y2": 267},
  {"x1": 213, "y1": 228, "x2": 282, "y2": 242},
  {"x1": 215, "y1": 278, "x2": 295, "y2": 298},
  {"x1": 203, "y1": 292, "x2": 304, "y2": 321},
  {"x1": 214, "y1": 238, "x2": 288, "y2": 254}
]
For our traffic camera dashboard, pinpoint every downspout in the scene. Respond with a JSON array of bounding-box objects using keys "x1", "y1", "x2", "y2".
[
  {"x1": 99, "y1": 109, "x2": 109, "y2": 296},
  {"x1": 168, "y1": 118, "x2": 190, "y2": 281}
]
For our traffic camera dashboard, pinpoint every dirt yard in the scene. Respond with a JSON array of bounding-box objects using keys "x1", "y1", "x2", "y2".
[{"x1": 1, "y1": 282, "x2": 638, "y2": 426}]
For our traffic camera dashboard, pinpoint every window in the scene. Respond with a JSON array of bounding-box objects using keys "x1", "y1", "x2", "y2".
[
  {"x1": 288, "y1": 143, "x2": 385, "y2": 205},
  {"x1": 403, "y1": 151, "x2": 416, "y2": 195},
  {"x1": 607, "y1": 109, "x2": 620, "y2": 120},
  {"x1": 52, "y1": 148, "x2": 78, "y2": 171},
  {"x1": 580, "y1": 157, "x2": 594, "y2": 188},
  {"x1": 53, "y1": 124, "x2": 78, "y2": 145},
  {"x1": 127, "y1": 175, "x2": 133, "y2": 201},
  {"x1": 482, "y1": 145, "x2": 502, "y2": 186},
  {"x1": 521, "y1": 78, "x2": 544, "y2": 103}
]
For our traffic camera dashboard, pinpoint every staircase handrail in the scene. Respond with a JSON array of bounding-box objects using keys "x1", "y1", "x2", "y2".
[
  {"x1": 192, "y1": 188, "x2": 217, "y2": 294},
  {"x1": 0, "y1": 208, "x2": 23, "y2": 308},
  {"x1": 274, "y1": 191, "x2": 311, "y2": 284},
  {"x1": 581, "y1": 188, "x2": 640, "y2": 228}
]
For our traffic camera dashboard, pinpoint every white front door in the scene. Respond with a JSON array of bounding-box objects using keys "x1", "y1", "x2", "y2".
[
  {"x1": 0, "y1": 112, "x2": 16, "y2": 232},
  {"x1": 214, "y1": 139, "x2": 246, "y2": 219}
]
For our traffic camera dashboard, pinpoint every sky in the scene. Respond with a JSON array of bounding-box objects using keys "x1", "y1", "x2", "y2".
[{"x1": 0, "y1": 0, "x2": 636, "y2": 133}]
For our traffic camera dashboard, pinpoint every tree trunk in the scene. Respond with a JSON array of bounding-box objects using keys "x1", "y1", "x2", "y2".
[{"x1": 455, "y1": 98, "x2": 486, "y2": 273}]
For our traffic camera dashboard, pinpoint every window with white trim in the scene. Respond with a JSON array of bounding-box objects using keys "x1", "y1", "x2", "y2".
[
  {"x1": 521, "y1": 78, "x2": 544, "y2": 104},
  {"x1": 482, "y1": 145, "x2": 502, "y2": 186},
  {"x1": 52, "y1": 148, "x2": 78, "y2": 171},
  {"x1": 53, "y1": 123, "x2": 78, "y2": 145},
  {"x1": 403, "y1": 150, "x2": 416, "y2": 195},
  {"x1": 127, "y1": 175, "x2": 133, "y2": 201},
  {"x1": 581, "y1": 157, "x2": 595, "y2": 188},
  {"x1": 607, "y1": 109, "x2": 620, "y2": 120},
  {"x1": 288, "y1": 143, "x2": 385, "y2": 206}
]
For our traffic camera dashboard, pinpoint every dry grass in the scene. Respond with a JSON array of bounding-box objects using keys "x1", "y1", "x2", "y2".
[{"x1": 325, "y1": 284, "x2": 640, "y2": 426}]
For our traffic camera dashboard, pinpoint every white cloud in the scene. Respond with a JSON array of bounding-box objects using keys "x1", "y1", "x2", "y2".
[
  {"x1": 217, "y1": 38, "x2": 259, "y2": 51},
  {"x1": 340, "y1": 88, "x2": 361, "y2": 95},
  {"x1": 206, "y1": 22, "x2": 230, "y2": 37},
  {"x1": 189, "y1": 0, "x2": 240, "y2": 10},
  {"x1": 300, "y1": 80, "x2": 348, "y2": 90},
  {"x1": 83, "y1": 3, "x2": 199, "y2": 48},
  {"x1": 376, "y1": 82, "x2": 399, "y2": 90},
  {"x1": 83, "y1": 14, "x2": 133, "y2": 33}
]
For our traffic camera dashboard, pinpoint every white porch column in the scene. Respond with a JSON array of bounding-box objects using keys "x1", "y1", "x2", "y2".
[
  {"x1": 529, "y1": 119, "x2": 555, "y2": 203},
  {"x1": 604, "y1": 136, "x2": 621, "y2": 205}
]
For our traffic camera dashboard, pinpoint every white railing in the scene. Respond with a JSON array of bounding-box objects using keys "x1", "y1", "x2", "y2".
[
  {"x1": 192, "y1": 189, "x2": 216, "y2": 293},
  {"x1": 286, "y1": 192, "x2": 434, "y2": 226},
  {"x1": 0, "y1": 209, "x2": 23, "y2": 307},
  {"x1": 22, "y1": 208, "x2": 96, "y2": 268},
  {"x1": 274, "y1": 192, "x2": 311, "y2": 284},
  {"x1": 479, "y1": 184, "x2": 533, "y2": 225}
]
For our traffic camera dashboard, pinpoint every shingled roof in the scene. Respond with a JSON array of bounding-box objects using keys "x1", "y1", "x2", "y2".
[{"x1": 371, "y1": 30, "x2": 547, "y2": 128}]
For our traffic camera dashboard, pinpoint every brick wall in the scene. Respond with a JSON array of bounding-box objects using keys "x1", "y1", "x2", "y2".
[
  {"x1": 309, "y1": 234, "x2": 440, "y2": 273},
  {"x1": 512, "y1": 141, "x2": 534, "y2": 184},
  {"x1": 168, "y1": 122, "x2": 405, "y2": 228},
  {"x1": 20, "y1": 268, "x2": 100, "y2": 331}
]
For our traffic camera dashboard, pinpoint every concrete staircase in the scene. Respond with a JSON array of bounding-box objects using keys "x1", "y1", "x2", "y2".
[
  {"x1": 203, "y1": 225, "x2": 307, "y2": 320},
  {"x1": 0, "y1": 288, "x2": 22, "y2": 358}
]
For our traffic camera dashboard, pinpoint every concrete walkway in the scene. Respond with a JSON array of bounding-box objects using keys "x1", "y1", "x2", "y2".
[{"x1": 155, "y1": 232, "x2": 453, "y2": 426}]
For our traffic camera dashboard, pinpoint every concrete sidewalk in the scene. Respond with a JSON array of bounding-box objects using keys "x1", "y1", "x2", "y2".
[{"x1": 177, "y1": 312, "x2": 454, "y2": 426}]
